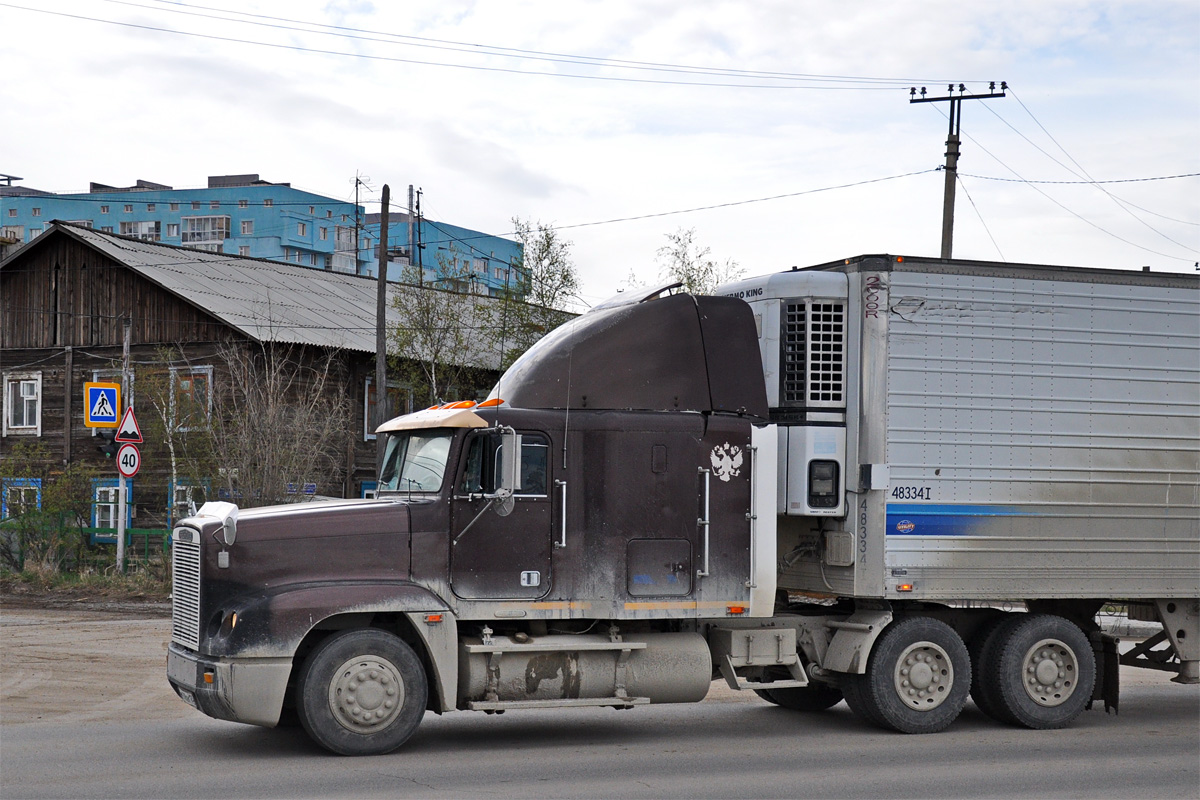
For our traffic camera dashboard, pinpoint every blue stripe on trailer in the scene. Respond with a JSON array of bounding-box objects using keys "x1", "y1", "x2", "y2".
[{"x1": 885, "y1": 503, "x2": 1033, "y2": 536}]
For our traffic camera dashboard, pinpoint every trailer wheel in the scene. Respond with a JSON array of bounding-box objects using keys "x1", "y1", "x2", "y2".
[
  {"x1": 297, "y1": 629, "x2": 428, "y2": 756},
  {"x1": 849, "y1": 617, "x2": 970, "y2": 734},
  {"x1": 968, "y1": 614, "x2": 1011, "y2": 722},
  {"x1": 757, "y1": 684, "x2": 844, "y2": 711},
  {"x1": 986, "y1": 614, "x2": 1095, "y2": 729}
]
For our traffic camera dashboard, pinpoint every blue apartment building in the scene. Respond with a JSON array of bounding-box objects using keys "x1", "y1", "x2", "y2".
[{"x1": 0, "y1": 174, "x2": 523, "y2": 295}]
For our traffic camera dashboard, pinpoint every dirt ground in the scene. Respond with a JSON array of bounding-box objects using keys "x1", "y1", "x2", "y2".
[{"x1": 0, "y1": 595, "x2": 194, "y2": 726}]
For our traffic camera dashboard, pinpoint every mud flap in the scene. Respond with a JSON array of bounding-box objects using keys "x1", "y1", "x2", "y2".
[{"x1": 1088, "y1": 632, "x2": 1119, "y2": 715}]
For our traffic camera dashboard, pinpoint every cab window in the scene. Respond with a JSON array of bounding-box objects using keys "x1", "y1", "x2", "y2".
[{"x1": 460, "y1": 432, "x2": 549, "y2": 497}]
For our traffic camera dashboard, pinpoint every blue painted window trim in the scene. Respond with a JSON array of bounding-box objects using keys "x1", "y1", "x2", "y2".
[{"x1": 1, "y1": 478, "x2": 42, "y2": 519}]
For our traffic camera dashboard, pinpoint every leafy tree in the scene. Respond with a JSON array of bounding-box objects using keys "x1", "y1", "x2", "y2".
[
  {"x1": 655, "y1": 227, "x2": 744, "y2": 295},
  {"x1": 388, "y1": 255, "x2": 492, "y2": 404},
  {"x1": 0, "y1": 441, "x2": 94, "y2": 573},
  {"x1": 493, "y1": 217, "x2": 581, "y2": 368}
]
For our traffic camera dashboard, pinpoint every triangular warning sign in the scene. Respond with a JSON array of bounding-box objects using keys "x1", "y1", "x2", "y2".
[
  {"x1": 114, "y1": 407, "x2": 143, "y2": 443},
  {"x1": 91, "y1": 392, "x2": 115, "y2": 420}
]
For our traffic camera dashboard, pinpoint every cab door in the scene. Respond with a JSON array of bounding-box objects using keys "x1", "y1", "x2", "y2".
[{"x1": 449, "y1": 431, "x2": 554, "y2": 599}]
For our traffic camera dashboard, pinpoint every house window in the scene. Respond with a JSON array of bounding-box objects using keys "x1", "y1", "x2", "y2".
[
  {"x1": 308, "y1": 206, "x2": 315, "y2": 215},
  {"x1": 363, "y1": 378, "x2": 410, "y2": 440},
  {"x1": 319, "y1": 227, "x2": 328, "y2": 241},
  {"x1": 171, "y1": 366, "x2": 213, "y2": 431},
  {"x1": 123, "y1": 204, "x2": 133, "y2": 213},
  {"x1": 166, "y1": 223, "x2": 179, "y2": 237},
  {"x1": 93, "y1": 481, "x2": 120, "y2": 528},
  {"x1": 168, "y1": 480, "x2": 205, "y2": 525},
  {"x1": 30, "y1": 208, "x2": 40, "y2": 217},
  {"x1": 240, "y1": 220, "x2": 254, "y2": 235},
  {"x1": 238, "y1": 199, "x2": 248, "y2": 208},
  {"x1": 238, "y1": 245, "x2": 250, "y2": 257},
  {"x1": 263, "y1": 199, "x2": 273, "y2": 207},
  {"x1": 2, "y1": 225, "x2": 24, "y2": 239},
  {"x1": 181, "y1": 216, "x2": 231, "y2": 243},
  {"x1": 297, "y1": 222, "x2": 307, "y2": 237},
  {"x1": 119, "y1": 220, "x2": 162, "y2": 241},
  {"x1": 98, "y1": 205, "x2": 109, "y2": 214},
  {"x1": 147, "y1": 203, "x2": 156, "y2": 212},
  {"x1": 310, "y1": 253, "x2": 317, "y2": 266},
  {"x1": 191, "y1": 201, "x2": 201, "y2": 210},
  {"x1": 326, "y1": 210, "x2": 333, "y2": 219},
  {"x1": 341, "y1": 214, "x2": 349, "y2": 223},
  {"x1": 208, "y1": 200, "x2": 218, "y2": 209},
  {"x1": 100, "y1": 226, "x2": 113, "y2": 233},
  {"x1": 170, "y1": 202, "x2": 179, "y2": 211},
  {"x1": 1, "y1": 478, "x2": 42, "y2": 518},
  {"x1": 3, "y1": 371, "x2": 42, "y2": 436}
]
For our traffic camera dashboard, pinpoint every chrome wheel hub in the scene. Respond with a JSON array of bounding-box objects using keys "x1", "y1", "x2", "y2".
[
  {"x1": 329, "y1": 655, "x2": 405, "y2": 734},
  {"x1": 1021, "y1": 638, "x2": 1078, "y2": 707},
  {"x1": 893, "y1": 641, "x2": 954, "y2": 711}
]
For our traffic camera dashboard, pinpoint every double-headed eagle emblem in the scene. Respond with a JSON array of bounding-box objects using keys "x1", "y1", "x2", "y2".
[{"x1": 710, "y1": 443, "x2": 743, "y2": 482}]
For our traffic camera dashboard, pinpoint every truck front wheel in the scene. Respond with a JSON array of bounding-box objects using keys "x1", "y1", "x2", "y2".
[
  {"x1": 297, "y1": 629, "x2": 428, "y2": 756},
  {"x1": 843, "y1": 617, "x2": 970, "y2": 734}
]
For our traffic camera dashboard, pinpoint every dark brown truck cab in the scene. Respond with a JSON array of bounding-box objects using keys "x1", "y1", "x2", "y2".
[{"x1": 167, "y1": 289, "x2": 786, "y2": 755}]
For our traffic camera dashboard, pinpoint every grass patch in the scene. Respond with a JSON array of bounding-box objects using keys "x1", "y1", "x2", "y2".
[{"x1": 0, "y1": 560, "x2": 170, "y2": 602}]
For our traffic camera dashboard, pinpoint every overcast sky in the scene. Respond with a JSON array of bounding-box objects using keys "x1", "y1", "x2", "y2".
[{"x1": 3, "y1": 0, "x2": 1197, "y2": 308}]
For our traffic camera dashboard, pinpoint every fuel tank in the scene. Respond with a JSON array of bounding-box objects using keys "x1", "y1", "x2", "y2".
[{"x1": 458, "y1": 632, "x2": 712, "y2": 705}]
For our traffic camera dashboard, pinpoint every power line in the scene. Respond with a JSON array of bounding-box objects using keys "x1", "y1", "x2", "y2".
[
  {"x1": 1, "y1": 2, "x2": 952, "y2": 91},
  {"x1": 955, "y1": 174, "x2": 1005, "y2": 262},
  {"x1": 985, "y1": 91, "x2": 1196, "y2": 254},
  {"x1": 924, "y1": 105, "x2": 1196, "y2": 263},
  {"x1": 129, "y1": 0, "x2": 961, "y2": 87},
  {"x1": 957, "y1": 171, "x2": 1200, "y2": 185}
]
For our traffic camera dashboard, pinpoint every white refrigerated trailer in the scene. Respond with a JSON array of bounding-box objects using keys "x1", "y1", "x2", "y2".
[{"x1": 719, "y1": 255, "x2": 1199, "y2": 730}]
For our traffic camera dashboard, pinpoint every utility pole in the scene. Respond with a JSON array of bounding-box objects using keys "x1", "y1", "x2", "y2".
[
  {"x1": 408, "y1": 185, "x2": 416, "y2": 285},
  {"x1": 910, "y1": 82, "x2": 1006, "y2": 259},
  {"x1": 117, "y1": 317, "x2": 131, "y2": 572},
  {"x1": 375, "y1": 184, "x2": 390, "y2": 468}
]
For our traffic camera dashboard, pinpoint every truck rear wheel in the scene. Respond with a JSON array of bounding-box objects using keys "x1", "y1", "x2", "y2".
[
  {"x1": 846, "y1": 617, "x2": 970, "y2": 734},
  {"x1": 983, "y1": 614, "x2": 1095, "y2": 729},
  {"x1": 968, "y1": 614, "x2": 1011, "y2": 722},
  {"x1": 757, "y1": 684, "x2": 844, "y2": 711},
  {"x1": 297, "y1": 629, "x2": 428, "y2": 756}
]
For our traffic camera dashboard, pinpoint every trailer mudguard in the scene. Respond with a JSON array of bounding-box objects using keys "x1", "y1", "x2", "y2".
[{"x1": 821, "y1": 609, "x2": 893, "y2": 674}]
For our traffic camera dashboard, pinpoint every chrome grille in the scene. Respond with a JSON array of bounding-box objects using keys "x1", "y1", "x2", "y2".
[{"x1": 171, "y1": 530, "x2": 202, "y2": 650}]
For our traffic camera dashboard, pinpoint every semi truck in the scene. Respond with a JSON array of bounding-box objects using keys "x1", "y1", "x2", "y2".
[{"x1": 166, "y1": 254, "x2": 1200, "y2": 755}]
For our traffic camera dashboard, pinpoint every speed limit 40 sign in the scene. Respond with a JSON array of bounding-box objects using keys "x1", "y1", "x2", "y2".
[{"x1": 116, "y1": 443, "x2": 141, "y2": 478}]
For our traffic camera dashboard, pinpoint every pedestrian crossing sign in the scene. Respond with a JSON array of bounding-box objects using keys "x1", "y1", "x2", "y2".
[{"x1": 84, "y1": 382, "x2": 121, "y2": 428}]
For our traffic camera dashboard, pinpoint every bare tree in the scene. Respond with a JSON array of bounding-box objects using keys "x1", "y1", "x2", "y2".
[
  {"x1": 206, "y1": 341, "x2": 351, "y2": 507},
  {"x1": 655, "y1": 227, "x2": 744, "y2": 294}
]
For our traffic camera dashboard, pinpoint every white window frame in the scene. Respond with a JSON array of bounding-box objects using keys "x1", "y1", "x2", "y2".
[
  {"x1": 238, "y1": 199, "x2": 248, "y2": 209},
  {"x1": 238, "y1": 245, "x2": 250, "y2": 257},
  {"x1": 147, "y1": 203, "x2": 156, "y2": 212},
  {"x1": 319, "y1": 227, "x2": 328, "y2": 241},
  {"x1": 123, "y1": 204, "x2": 133, "y2": 213},
  {"x1": 2, "y1": 478, "x2": 41, "y2": 518},
  {"x1": 2, "y1": 371, "x2": 42, "y2": 436},
  {"x1": 99, "y1": 205, "x2": 109, "y2": 214},
  {"x1": 241, "y1": 219, "x2": 254, "y2": 235},
  {"x1": 30, "y1": 208, "x2": 40, "y2": 217},
  {"x1": 170, "y1": 202, "x2": 180, "y2": 212},
  {"x1": 297, "y1": 222, "x2": 307, "y2": 237},
  {"x1": 166, "y1": 223, "x2": 179, "y2": 237},
  {"x1": 210, "y1": 200, "x2": 220, "y2": 210},
  {"x1": 181, "y1": 216, "x2": 231, "y2": 244},
  {"x1": 263, "y1": 199, "x2": 273, "y2": 207}
]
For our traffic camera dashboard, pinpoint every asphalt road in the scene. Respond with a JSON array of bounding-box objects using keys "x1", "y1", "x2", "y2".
[{"x1": 2, "y1": 605, "x2": 1198, "y2": 800}]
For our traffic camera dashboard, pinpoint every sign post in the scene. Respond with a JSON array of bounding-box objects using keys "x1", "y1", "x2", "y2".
[{"x1": 113, "y1": 407, "x2": 142, "y2": 569}]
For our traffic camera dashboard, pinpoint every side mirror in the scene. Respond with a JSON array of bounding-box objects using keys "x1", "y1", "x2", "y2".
[{"x1": 495, "y1": 428, "x2": 522, "y2": 499}]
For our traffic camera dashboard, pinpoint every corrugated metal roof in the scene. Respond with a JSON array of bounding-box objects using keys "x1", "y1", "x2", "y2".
[{"x1": 34, "y1": 223, "x2": 504, "y2": 367}]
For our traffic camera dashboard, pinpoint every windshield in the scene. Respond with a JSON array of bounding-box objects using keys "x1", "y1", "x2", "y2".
[{"x1": 378, "y1": 431, "x2": 455, "y2": 493}]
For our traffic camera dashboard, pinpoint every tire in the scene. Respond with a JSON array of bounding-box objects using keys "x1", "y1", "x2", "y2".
[
  {"x1": 986, "y1": 614, "x2": 1095, "y2": 730},
  {"x1": 852, "y1": 616, "x2": 971, "y2": 734},
  {"x1": 753, "y1": 689, "x2": 782, "y2": 705},
  {"x1": 767, "y1": 683, "x2": 844, "y2": 712},
  {"x1": 297, "y1": 629, "x2": 428, "y2": 756},
  {"x1": 968, "y1": 614, "x2": 1012, "y2": 722}
]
